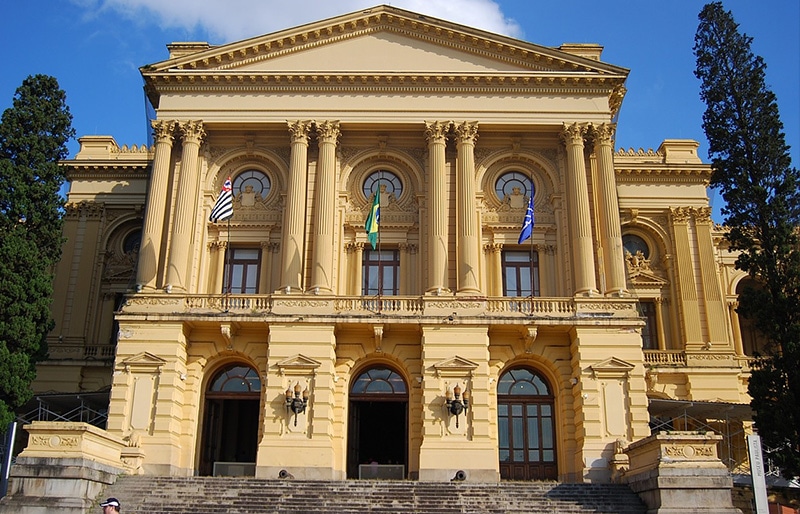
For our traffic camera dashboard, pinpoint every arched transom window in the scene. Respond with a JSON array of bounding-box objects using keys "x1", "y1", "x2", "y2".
[{"x1": 351, "y1": 367, "x2": 407, "y2": 395}]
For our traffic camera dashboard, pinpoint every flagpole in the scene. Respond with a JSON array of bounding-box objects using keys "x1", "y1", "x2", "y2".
[
  {"x1": 376, "y1": 184, "x2": 382, "y2": 314},
  {"x1": 225, "y1": 217, "x2": 231, "y2": 312}
]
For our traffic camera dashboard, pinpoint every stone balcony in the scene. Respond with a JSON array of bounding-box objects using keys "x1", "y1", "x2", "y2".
[{"x1": 119, "y1": 293, "x2": 642, "y2": 327}]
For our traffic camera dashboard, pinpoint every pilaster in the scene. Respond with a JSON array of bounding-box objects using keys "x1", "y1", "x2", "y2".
[
  {"x1": 669, "y1": 207, "x2": 704, "y2": 349},
  {"x1": 418, "y1": 325, "x2": 496, "y2": 482},
  {"x1": 258, "y1": 325, "x2": 340, "y2": 480},
  {"x1": 568, "y1": 325, "x2": 649, "y2": 482},
  {"x1": 693, "y1": 207, "x2": 730, "y2": 348}
]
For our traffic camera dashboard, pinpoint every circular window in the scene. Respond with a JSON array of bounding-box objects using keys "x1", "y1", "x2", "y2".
[
  {"x1": 123, "y1": 230, "x2": 141, "y2": 254},
  {"x1": 622, "y1": 234, "x2": 649, "y2": 259},
  {"x1": 233, "y1": 170, "x2": 271, "y2": 199},
  {"x1": 495, "y1": 171, "x2": 533, "y2": 202},
  {"x1": 363, "y1": 170, "x2": 402, "y2": 201}
]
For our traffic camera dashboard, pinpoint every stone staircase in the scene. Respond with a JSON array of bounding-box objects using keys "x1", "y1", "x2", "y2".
[{"x1": 89, "y1": 476, "x2": 648, "y2": 513}]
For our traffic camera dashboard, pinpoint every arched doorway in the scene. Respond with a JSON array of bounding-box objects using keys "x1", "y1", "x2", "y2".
[
  {"x1": 497, "y1": 367, "x2": 557, "y2": 480},
  {"x1": 347, "y1": 366, "x2": 408, "y2": 479},
  {"x1": 199, "y1": 363, "x2": 261, "y2": 476}
]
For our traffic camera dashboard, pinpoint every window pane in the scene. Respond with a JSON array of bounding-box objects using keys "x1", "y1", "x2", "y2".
[
  {"x1": 543, "y1": 450, "x2": 554, "y2": 462},
  {"x1": 542, "y1": 419, "x2": 553, "y2": 448},
  {"x1": 512, "y1": 417, "x2": 523, "y2": 448},
  {"x1": 528, "y1": 420, "x2": 540, "y2": 449}
]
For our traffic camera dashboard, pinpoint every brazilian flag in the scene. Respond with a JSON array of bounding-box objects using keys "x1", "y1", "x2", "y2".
[{"x1": 365, "y1": 191, "x2": 380, "y2": 249}]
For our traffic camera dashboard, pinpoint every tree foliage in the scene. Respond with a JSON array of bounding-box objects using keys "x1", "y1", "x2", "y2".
[
  {"x1": 0, "y1": 75, "x2": 74, "y2": 430},
  {"x1": 695, "y1": 2, "x2": 800, "y2": 478}
]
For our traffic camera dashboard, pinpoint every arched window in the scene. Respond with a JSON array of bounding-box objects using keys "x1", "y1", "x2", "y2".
[
  {"x1": 351, "y1": 367, "x2": 407, "y2": 396},
  {"x1": 208, "y1": 364, "x2": 261, "y2": 396}
]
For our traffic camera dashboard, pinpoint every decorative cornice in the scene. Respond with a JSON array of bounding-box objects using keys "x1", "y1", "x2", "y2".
[{"x1": 144, "y1": 72, "x2": 624, "y2": 96}]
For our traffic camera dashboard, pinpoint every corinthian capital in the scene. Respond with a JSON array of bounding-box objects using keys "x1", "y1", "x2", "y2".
[
  {"x1": 424, "y1": 121, "x2": 451, "y2": 144},
  {"x1": 179, "y1": 120, "x2": 205, "y2": 144},
  {"x1": 453, "y1": 121, "x2": 479, "y2": 144},
  {"x1": 559, "y1": 122, "x2": 588, "y2": 146},
  {"x1": 591, "y1": 123, "x2": 616, "y2": 146},
  {"x1": 287, "y1": 120, "x2": 312, "y2": 143},
  {"x1": 315, "y1": 120, "x2": 341, "y2": 143},
  {"x1": 151, "y1": 120, "x2": 176, "y2": 143}
]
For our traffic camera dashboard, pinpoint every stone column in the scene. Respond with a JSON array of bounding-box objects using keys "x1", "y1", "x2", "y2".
[
  {"x1": 729, "y1": 301, "x2": 744, "y2": 356},
  {"x1": 309, "y1": 121, "x2": 341, "y2": 294},
  {"x1": 260, "y1": 241, "x2": 278, "y2": 294},
  {"x1": 592, "y1": 123, "x2": 627, "y2": 295},
  {"x1": 485, "y1": 243, "x2": 503, "y2": 296},
  {"x1": 136, "y1": 120, "x2": 176, "y2": 291},
  {"x1": 424, "y1": 121, "x2": 450, "y2": 294},
  {"x1": 164, "y1": 120, "x2": 205, "y2": 292},
  {"x1": 347, "y1": 242, "x2": 364, "y2": 295},
  {"x1": 279, "y1": 121, "x2": 312, "y2": 293},
  {"x1": 209, "y1": 241, "x2": 227, "y2": 294},
  {"x1": 560, "y1": 123, "x2": 598, "y2": 295},
  {"x1": 453, "y1": 122, "x2": 481, "y2": 295},
  {"x1": 399, "y1": 243, "x2": 417, "y2": 295},
  {"x1": 654, "y1": 297, "x2": 668, "y2": 351}
]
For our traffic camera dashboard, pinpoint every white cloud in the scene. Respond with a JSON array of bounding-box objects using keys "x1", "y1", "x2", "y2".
[{"x1": 80, "y1": 0, "x2": 522, "y2": 43}]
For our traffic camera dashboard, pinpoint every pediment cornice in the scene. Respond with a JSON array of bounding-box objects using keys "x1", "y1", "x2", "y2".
[{"x1": 142, "y1": 6, "x2": 627, "y2": 81}]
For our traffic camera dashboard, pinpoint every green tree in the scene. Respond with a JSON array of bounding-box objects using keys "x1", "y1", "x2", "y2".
[
  {"x1": 695, "y1": 2, "x2": 800, "y2": 478},
  {"x1": 0, "y1": 75, "x2": 74, "y2": 430}
]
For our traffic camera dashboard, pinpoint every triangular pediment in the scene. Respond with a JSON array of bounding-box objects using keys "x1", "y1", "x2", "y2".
[
  {"x1": 276, "y1": 354, "x2": 321, "y2": 371},
  {"x1": 590, "y1": 357, "x2": 635, "y2": 378},
  {"x1": 120, "y1": 352, "x2": 167, "y2": 372},
  {"x1": 144, "y1": 5, "x2": 627, "y2": 79},
  {"x1": 629, "y1": 269, "x2": 669, "y2": 287},
  {"x1": 434, "y1": 356, "x2": 479, "y2": 372}
]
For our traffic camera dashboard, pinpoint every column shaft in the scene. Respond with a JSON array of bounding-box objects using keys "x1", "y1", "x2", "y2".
[
  {"x1": 593, "y1": 123, "x2": 627, "y2": 295},
  {"x1": 136, "y1": 120, "x2": 175, "y2": 290},
  {"x1": 425, "y1": 121, "x2": 450, "y2": 293},
  {"x1": 279, "y1": 121, "x2": 312, "y2": 292},
  {"x1": 560, "y1": 123, "x2": 598, "y2": 295},
  {"x1": 454, "y1": 122, "x2": 481, "y2": 294},
  {"x1": 310, "y1": 121, "x2": 340, "y2": 293},
  {"x1": 164, "y1": 120, "x2": 205, "y2": 292}
]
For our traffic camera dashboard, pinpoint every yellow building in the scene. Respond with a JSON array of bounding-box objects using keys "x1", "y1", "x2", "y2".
[{"x1": 36, "y1": 5, "x2": 756, "y2": 483}]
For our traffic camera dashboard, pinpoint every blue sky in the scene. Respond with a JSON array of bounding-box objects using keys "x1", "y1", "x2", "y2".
[{"x1": 2, "y1": 1, "x2": 798, "y2": 220}]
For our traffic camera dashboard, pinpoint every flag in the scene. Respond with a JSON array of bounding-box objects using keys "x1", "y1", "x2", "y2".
[
  {"x1": 209, "y1": 177, "x2": 233, "y2": 223},
  {"x1": 518, "y1": 194, "x2": 534, "y2": 244},
  {"x1": 365, "y1": 190, "x2": 380, "y2": 249}
]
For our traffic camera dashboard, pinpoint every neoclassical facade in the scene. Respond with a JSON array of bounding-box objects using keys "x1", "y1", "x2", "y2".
[{"x1": 36, "y1": 5, "x2": 757, "y2": 483}]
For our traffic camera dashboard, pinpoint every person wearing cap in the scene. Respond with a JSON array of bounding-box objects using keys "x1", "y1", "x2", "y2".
[{"x1": 100, "y1": 497, "x2": 120, "y2": 512}]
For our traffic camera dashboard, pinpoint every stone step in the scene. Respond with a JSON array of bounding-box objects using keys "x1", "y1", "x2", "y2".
[{"x1": 90, "y1": 476, "x2": 647, "y2": 514}]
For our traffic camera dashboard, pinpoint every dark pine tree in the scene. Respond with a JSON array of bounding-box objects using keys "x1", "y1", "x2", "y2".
[
  {"x1": 0, "y1": 75, "x2": 74, "y2": 430},
  {"x1": 695, "y1": 2, "x2": 800, "y2": 478}
]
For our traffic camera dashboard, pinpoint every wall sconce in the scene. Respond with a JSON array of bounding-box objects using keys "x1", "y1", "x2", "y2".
[
  {"x1": 285, "y1": 382, "x2": 309, "y2": 426},
  {"x1": 445, "y1": 383, "x2": 469, "y2": 428}
]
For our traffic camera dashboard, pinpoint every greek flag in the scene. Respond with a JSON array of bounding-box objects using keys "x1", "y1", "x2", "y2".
[
  {"x1": 209, "y1": 177, "x2": 233, "y2": 223},
  {"x1": 518, "y1": 195, "x2": 534, "y2": 244}
]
